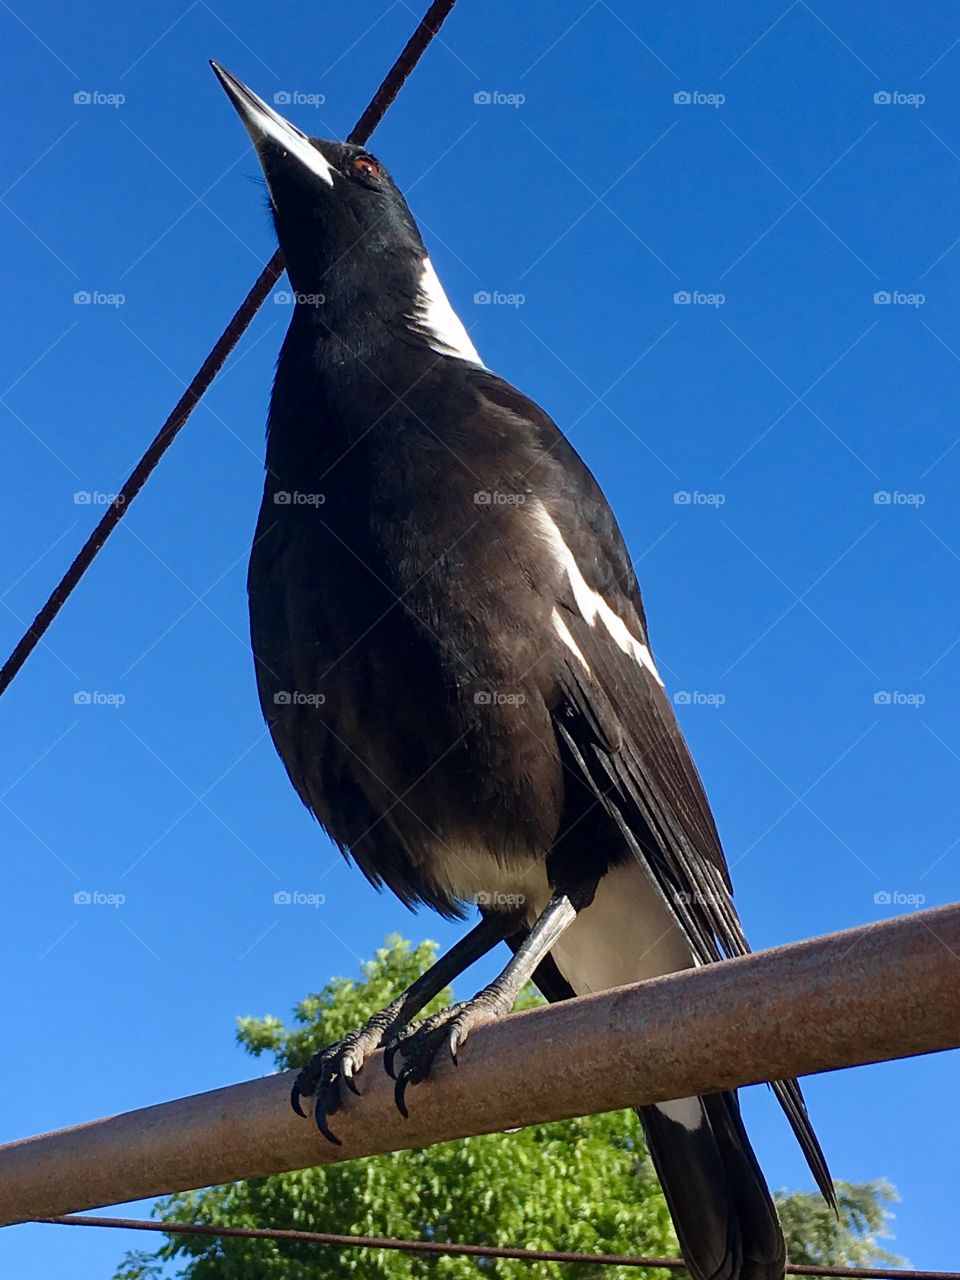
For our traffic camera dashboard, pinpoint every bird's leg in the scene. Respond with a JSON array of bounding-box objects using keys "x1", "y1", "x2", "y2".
[
  {"x1": 390, "y1": 890, "x2": 584, "y2": 1117},
  {"x1": 292, "y1": 912, "x2": 520, "y2": 1142}
]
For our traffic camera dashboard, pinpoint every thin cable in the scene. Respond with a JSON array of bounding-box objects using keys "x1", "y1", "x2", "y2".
[
  {"x1": 0, "y1": 0, "x2": 460, "y2": 699},
  {"x1": 35, "y1": 1215, "x2": 955, "y2": 1280}
]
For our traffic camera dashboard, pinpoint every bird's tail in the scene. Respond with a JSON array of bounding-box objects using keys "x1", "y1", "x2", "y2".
[
  {"x1": 638, "y1": 1092, "x2": 785, "y2": 1280},
  {"x1": 512, "y1": 937, "x2": 798, "y2": 1280}
]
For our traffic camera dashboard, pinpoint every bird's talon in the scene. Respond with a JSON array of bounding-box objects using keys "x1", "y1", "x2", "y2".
[
  {"x1": 316, "y1": 1112, "x2": 342, "y2": 1145},
  {"x1": 394, "y1": 1071, "x2": 411, "y2": 1118}
]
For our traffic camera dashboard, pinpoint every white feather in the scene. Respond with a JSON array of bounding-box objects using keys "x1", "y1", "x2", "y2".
[
  {"x1": 410, "y1": 258, "x2": 483, "y2": 364},
  {"x1": 548, "y1": 859, "x2": 693, "y2": 994},
  {"x1": 532, "y1": 504, "x2": 663, "y2": 684},
  {"x1": 551, "y1": 607, "x2": 591, "y2": 673},
  {"x1": 653, "y1": 1097, "x2": 705, "y2": 1131}
]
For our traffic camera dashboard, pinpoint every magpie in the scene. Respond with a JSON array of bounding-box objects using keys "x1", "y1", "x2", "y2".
[{"x1": 213, "y1": 62, "x2": 836, "y2": 1280}]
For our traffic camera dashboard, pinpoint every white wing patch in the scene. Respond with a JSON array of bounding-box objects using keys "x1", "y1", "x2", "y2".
[
  {"x1": 410, "y1": 258, "x2": 484, "y2": 365},
  {"x1": 551, "y1": 608, "x2": 591, "y2": 673},
  {"x1": 533, "y1": 503, "x2": 663, "y2": 685}
]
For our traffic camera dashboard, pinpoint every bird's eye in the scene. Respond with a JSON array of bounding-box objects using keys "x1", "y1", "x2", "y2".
[{"x1": 352, "y1": 155, "x2": 381, "y2": 180}]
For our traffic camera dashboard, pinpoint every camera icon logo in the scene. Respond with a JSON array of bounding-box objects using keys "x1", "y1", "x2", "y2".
[{"x1": 674, "y1": 91, "x2": 692, "y2": 105}]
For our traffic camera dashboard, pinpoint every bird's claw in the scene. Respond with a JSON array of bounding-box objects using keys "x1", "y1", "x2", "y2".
[
  {"x1": 386, "y1": 997, "x2": 499, "y2": 1116},
  {"x1": 290, "y1": 1024, "x2": 384, "y2": 1141}
]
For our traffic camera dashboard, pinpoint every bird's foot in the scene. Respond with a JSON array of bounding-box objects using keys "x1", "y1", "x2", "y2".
[
  {"x1": 291, "y1": 1005, "x2": 400, "y2": 1143},
  {"x1": 386, "y1": 984, "x2": 511, "y2": 1118}
]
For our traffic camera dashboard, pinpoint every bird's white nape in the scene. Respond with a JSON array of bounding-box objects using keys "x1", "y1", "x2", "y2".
[
  {"x1": 533, "y1": 504, "x2": 664, "y2": 685},
  {"x1": 410, "y1": 258, "x2": 484, "y2": 364}
]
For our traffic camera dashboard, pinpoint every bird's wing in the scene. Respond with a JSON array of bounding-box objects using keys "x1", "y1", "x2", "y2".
[
  {"x1": 478, "y1": 372, "x2": 835, "y2": 1207},
  {"x1": 479, "y1": 370, "x2": 738, "y2": 956}
]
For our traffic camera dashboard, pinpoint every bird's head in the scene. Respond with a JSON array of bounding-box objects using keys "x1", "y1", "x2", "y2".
[{"x1": 211, "y1": 62, "x2": 480, "y2": 363}]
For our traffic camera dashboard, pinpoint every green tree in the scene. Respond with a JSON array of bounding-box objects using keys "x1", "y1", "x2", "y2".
[{"x1": 114, "y1": 936, "x2": 902, "y2": 1280}]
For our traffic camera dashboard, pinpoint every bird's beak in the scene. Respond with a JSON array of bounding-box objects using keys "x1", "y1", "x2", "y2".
[{"x1": 210, "y1": 61, "x2": 335, "y2": 188}]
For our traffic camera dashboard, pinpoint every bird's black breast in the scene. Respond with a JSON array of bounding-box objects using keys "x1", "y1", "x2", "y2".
[{"x1": 248, "y1": 341, "x2": 573, "y2": 913}]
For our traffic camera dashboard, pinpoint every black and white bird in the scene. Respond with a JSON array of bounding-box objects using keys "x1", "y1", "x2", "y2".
[{"x1": 213, "y1": 62, "x2": 835, "y2": 1280}]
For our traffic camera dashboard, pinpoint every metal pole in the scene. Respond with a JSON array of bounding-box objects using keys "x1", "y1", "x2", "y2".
[{"x1": 1, "y1": 903, "x2": 958, "y2": 1226}]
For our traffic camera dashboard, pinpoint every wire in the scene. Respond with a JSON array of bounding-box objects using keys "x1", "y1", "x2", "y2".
[
  {"x1": 0, "y1": 0, "x2": 460, "y2": 699},
  {"x1": 36, "y1": 1215, "x2": 955, "y2": 1280}
]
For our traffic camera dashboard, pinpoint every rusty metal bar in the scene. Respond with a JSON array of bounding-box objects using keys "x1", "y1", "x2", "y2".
[{"x1": 1, "y1": 903, "x2": 958, "y2": 1226}]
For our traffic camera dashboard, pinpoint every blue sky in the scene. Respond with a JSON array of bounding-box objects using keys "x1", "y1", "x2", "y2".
[{"x1": 2, "y1": 0, "x2": 959, "y2": 1274}]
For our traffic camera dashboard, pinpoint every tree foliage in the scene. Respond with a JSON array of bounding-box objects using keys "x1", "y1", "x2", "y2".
[{"x1": 114, "y1": 936, "x2": 902, "y2": 1280}]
